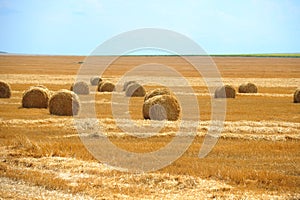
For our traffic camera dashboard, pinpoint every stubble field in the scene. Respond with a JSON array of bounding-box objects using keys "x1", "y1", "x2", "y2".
[{"x1": 0, "y1": 55, "x2": 299, "y2": 199}]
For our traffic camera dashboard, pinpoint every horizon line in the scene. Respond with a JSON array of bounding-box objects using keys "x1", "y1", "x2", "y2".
[{"x1": 1, "y1": 52, "x2": 300, "y2": 58}]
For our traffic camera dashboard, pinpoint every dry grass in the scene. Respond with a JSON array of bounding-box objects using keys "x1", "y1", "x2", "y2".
[
  {"x1": 0, "y1": 55, "x2": 300, "y2": 199},
  {"x1": 0, "y1": 132, "x2": 299, "y2": 199}
]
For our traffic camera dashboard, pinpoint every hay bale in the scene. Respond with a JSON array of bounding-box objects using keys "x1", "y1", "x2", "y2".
[
  {"x1": 294, "y1": 89, "x2": 300, "y2": 103},
  {"x1": 144, "y1": 88, "x2": 172, "y2": 102},
  {"x1": 214, "y1": 85, "x2": 236, "y2": 98},
  {"x1": 49, "y1": 89, "x2": 80, "y2": 116},
  {"x1": 70, "y1": 81, "x2": 89, "y2": 95},
  {"x1": 0, "y1": 81, "x2": 11, "y2": 98},
  {"x1": 123, "y1": 81, "x2": 137, "y2": 91},
  {"x1": 238, "y1": 83, "x2": 258, "y2": 93},
  {"x1": 99, "y1": 81, "x2": 115, "y2": 92},
  {"x1": 22, "y1": 86, "x2": 50, "y2": 108},
  {"x1": 143, "y1": 95, "x2": 180, "y2": 121},
  {"x1": 125, "y1": 83, "x2": 146, "y2": 97},
  {"x1": 97, "y1": 81, "x2": 105, "y2": 92},
  {"x1": 90, "y1": 76, "x2": 102, "y2": 86}
]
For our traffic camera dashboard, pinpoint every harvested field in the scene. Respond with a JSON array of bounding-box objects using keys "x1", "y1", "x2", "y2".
[{"x1": 0, "y1": 55, "x2": 299, "y2": 199}]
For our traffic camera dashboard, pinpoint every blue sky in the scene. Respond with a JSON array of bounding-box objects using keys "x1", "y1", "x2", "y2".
[{"x1": 0, "y1": 0, "x2": 299, "y2": 55}]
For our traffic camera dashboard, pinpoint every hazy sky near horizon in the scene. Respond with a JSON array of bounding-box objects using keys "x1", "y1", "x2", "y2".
[{"x1": 0, "y1": 0, "x2": 299, "y2": 55}]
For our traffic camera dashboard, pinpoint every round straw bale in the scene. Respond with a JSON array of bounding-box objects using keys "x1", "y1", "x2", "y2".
[
  {"x1": 0, "y1": 81, "x2": 11, "y2": 98},
  {"x1": 99, "y1": 81, "x2": 115, "y2": 92},
  {"x1": 144, "y1": 88, "x2": 172, "y2": 102},
  {"x1": 70, "y1": 81, "x2": 89, "y2": 95},
  {"x1": 238, "y1": 83, "x2": 258, "y2": 93},
  {"x1": 143, "y1": 95, "x2": 180, "y2": 121},
  {"x1": 97, "y1": 81, "x2": 105, "y2": 92},
  {"x1": 90, "y1": 76, "x2": 102, "y2": 86},
  {"x1": 125, "y1": 83, "x2": 146, "y2": 97},
  {"x1": 123, "y1": 81, "x2": 137, "y2": 91},
  {"x1": 294, "y1": 89, "x2": 300, "y2": 103},
  {"x1": 49, "y1": 89, "x2": 80, "y2": 116},
  {"x1": 22, "y1": 86, "x2": 50, "y2": 108},
  {"x1": 214, "y1": 85, "x2": 236, "y2": 98}
]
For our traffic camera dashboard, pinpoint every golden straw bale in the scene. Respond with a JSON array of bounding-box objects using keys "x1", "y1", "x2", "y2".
[
  {"x1": 70, "y1": 81, "x2": 89, "y2": 95},
  {"x1": 22, "y1": 86, "x2": 50, "y2": 108},
  {"x1": 143, "y1": 94, "x2": 180, "y2": 121},
  {"x1": 99, "y1": 81, "x2": 115, "y2": 92},
  {"x1": 90, "y1": 76, "x2": 102, "y2": 86},
  {"x1": 0, "y1": 81, "x2": 11, "y2": 98},
  {"x1": 214, "y1": 85, "x2": 236, "y2": 98},
  {"x1": 49, "y1": 89, "x2": 80, "y2": 116},
  {"x1": 238, "y1": 82, "x2": 258, "y2": 93},
  {"x1": 293, "y1": 89, "x2": 300, "y2": 103},
  {"x1": 125, "y1": 83, "x2": 146, "y2": 97}
]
